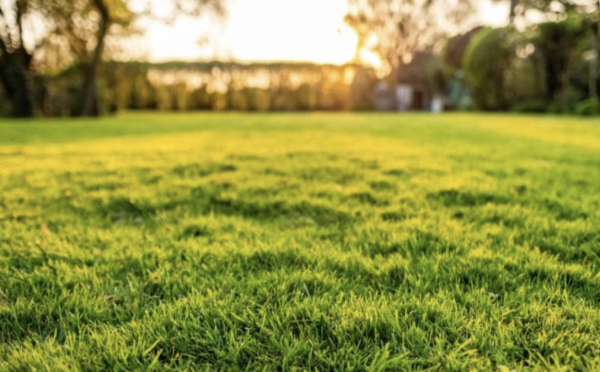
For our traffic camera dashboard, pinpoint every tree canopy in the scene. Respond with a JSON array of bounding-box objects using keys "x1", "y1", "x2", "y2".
[
  {"x1": 0, "y1": 0, "x2": 227, "y2": 117},
  {"x1": 344, "y1": 0, "x2": 476, "y2": 77}
]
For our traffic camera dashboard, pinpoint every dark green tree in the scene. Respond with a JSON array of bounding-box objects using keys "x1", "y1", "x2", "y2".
[
  {"x1": 533, "y1": 19, "x2": 586, "y2": 101},
  {"x1": 463, "y1": 27, "x2": 516, "y2": 110},
  {"x1": 493, "y1": 0, "x2": 600, "y2": 99},
  {"x1": 0, "y1": 0, "x2": 36, "y2": 117}
]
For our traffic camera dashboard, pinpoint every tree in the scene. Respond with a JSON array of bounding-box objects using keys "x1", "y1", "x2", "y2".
[
  {"x1": 463, "y1": 27, "x2": 516, "y2": 110},
  {"x1": 492, "y1": 0, "x2": 584, "y2": 24},
  {"x1": 493, "y1": 0, "x2": 600, "y2": 99},
  {"x1": 533, "y1": 18, "x2": 586, "y2": 101},
  {"x1": 345, "y1": 0, "x2": 476, "y2": 77},
  {"x1": 0, "y1": 0, "x2": 227, "y2": 118},
  {"x1": 78, "y1": 0, "x2": 117, "y2": 117},
  {"x1": 39, "y1": 0, "x2": 226, "y2": 117},
  {"x1": 37, "y1": 0, "x2": 134, "y2": 116},
  {"x1": 0, "y1": 0, "x2": 37, "y2": 117}
]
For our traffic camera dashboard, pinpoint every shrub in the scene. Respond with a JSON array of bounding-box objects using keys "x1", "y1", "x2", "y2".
[
  {"x1": 575, "y1": 98, "x2": 600, "y2": 116},
  {"x1": 552, "y1": 87, "x2": 586, "y2": 114},
  {"x1": 463, "y1": 28, "x2": 515, "y2": 111},
  {"x1": 512, "y1": 99, "x2": 550, "y2": 113}
]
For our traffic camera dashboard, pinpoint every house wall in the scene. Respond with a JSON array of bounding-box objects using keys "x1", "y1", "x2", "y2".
[{"x1": 397, "y1": 85, "x2": 413, "y2": 111}]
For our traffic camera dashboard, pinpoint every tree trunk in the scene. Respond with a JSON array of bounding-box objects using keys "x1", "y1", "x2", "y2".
[
  {"x1": 0, "y1": 58, "x2": 35, "y2": 117},
  {"x1": 0, "y1": 38, "x2": 35, "y2": 117},
  {"x1": 74, "y1": 0, "x2": 110, "y2": 117},
  {"x1": 509, "y1": 0, "x2": 518, "y2": 25}
]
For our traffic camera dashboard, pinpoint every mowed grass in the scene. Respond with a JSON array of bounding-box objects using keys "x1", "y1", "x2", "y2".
[{"x1": 1, "y1": 112, "x2": 600, "y2": 371}]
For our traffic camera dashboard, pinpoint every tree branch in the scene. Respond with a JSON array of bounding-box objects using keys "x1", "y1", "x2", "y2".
[
  {"x1": 0, "y1": 29, "x2": 8, "y2": 54},
  {"x1": 90, "y1": 0, "x2": 110, "y2": 68},
  {"x1": 15, "y1": 0, "x2": 25, "y2": 50},
  {"x1": 0, "y1": 3, "x2": 14, "y2": 52},
  {"x1": 76, "y1": 0, "x2": 111, "y2": 116}
]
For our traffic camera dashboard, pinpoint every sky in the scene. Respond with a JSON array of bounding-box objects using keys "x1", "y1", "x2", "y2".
[{"x1": 135, "y1": 0, "x2": 510, "y2": 64}]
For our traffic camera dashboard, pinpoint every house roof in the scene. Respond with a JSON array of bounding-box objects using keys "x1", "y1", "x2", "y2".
[
  {"x1": 396, "y1": 52, "x2": 434, "y2": 86},
  {"x1": 444, "y1": 26, "x2": 484, "y2": 69}
]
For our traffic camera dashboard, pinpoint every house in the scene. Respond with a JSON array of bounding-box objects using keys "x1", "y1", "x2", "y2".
[
  {"x1": 372, "y1": 27, "x2": 483, "y2": 112},
  {"x1": 372, "y1": 52, "x2": 444, "y2": 112},
  {"x1": 396, "y1": 52, "x2": 440, "y2": 112}
]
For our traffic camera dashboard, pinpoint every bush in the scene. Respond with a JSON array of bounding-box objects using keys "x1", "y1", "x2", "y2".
[
  {"x1": 575, "y1": 99, "x2": 600, "y2": 116},
  {"x1": 463, "y1": 28, "x2": 515, "y2": 111},
  {"x1": 512, "y1": 99, "x2": 550, "y2": 113},
  {"x1": 551, "y1": 87, "x2": 586, "y2": 114}
]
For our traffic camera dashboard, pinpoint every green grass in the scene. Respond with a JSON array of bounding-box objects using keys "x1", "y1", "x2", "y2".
[{"x1": 1, "y1": 112, "x2": 600, "y2": 371}]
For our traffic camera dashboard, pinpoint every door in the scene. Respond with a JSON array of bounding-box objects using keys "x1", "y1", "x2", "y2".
[{"x1": 412, "y1": 89, "x2": 424, "y2": 110}]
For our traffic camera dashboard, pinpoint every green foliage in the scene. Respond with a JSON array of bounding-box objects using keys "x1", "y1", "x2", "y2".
[
  {"x1": 532, "y1": 18, "x2": 586, "y2": 101},
  {"x1": 490, "y1": 0, "x2": 593, "y2": 23},
  {"x1": 552, "y1": 86, "x2": 587, "y2": 113},
  {"x1": 575, "y1": 98, "x2": 600, "y2": 116},
  {"x1": 41, "y1": 68, "x2": 115, "y2": 117},
  {"x1": 462, "y1": 17, "x2": 596, "y2": 114},
  {"x1": 1, "y1": 113, "x2": 600, "y2": 370},
  {"x1": 444, "y1": 27, "x2": 484, "y2": 70},
  {"x1": 463, "y1": 28, "x2": 515, "y2": 111},
  {"x1": 511, "y1": 99, "x2": 550, "y2": 113},
  {"x1": 463, "y1": 22, "x2": 591, "y2": 113}
]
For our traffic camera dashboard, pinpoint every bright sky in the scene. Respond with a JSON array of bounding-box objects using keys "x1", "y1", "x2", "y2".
[{"x1": 137, "y1": 0, "x2": 509, "y2": 64}]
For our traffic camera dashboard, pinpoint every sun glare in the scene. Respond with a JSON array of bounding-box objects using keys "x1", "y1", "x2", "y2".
[
  {"x1": 225, "y1": 0, "x2": 358, "y2": 64},
  {"x1": 138, "y1": 0, "x2": 357, "y2": 64},
  {"x1": 136, "y1": 0, "x2": 508, "y2": 64}
]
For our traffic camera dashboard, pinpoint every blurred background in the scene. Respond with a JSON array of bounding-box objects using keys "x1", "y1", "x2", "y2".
[{"x1": 0, "y1": 0, "x2": 599, "y2": 118}]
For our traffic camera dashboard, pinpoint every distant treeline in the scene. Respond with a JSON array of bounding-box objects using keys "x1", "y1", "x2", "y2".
[
  {"x1": 26, "y1": 61, "x2": 377, "y2": 116},
  {"x1": 2, "y1": 20, "x2": 598, "y2": 117}
]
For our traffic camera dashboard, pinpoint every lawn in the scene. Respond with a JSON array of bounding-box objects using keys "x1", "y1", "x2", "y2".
[{"x1": 1, "y1": 112, "x2": 600, "y2": 371}]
